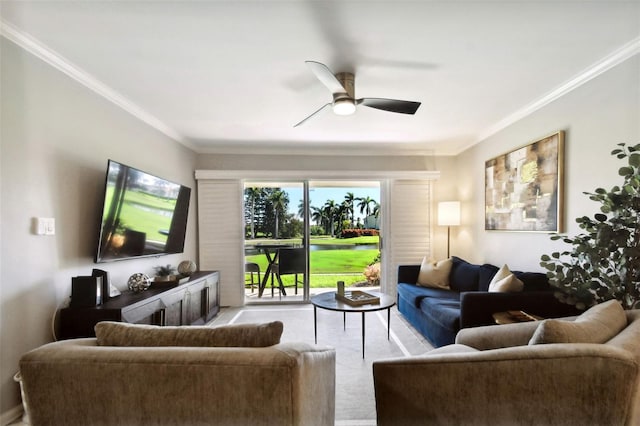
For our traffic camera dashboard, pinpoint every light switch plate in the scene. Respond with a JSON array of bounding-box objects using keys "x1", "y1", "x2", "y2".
[{"x1": 35, "y1": 217, "x2": 55, "y2": 235}]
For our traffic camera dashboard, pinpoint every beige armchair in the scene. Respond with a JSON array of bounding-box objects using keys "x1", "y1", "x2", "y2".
[{"x1": 374, "y1": 302, "x2": 640, "y2": 426}]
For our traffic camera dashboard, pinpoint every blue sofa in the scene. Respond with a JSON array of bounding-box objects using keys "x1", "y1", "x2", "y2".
[{"x1": 397, "y1": 256, "x2": 580, "y2": 347}]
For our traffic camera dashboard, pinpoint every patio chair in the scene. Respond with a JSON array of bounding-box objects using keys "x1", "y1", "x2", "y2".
[
  {"x1": 244, "y1": 262, "x2": 261, "y2": 292},
  {"x1": 270, "y1": 248, "x2": 305, "y2": 297}
]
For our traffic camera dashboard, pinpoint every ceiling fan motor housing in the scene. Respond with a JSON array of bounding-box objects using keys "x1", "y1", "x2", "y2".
[
  {"x1": 335, "y1": 72, "x2": 355, "y2": 98},
  {"x1": 332, "y1": 72, "x2": 356, "y2": 115}
]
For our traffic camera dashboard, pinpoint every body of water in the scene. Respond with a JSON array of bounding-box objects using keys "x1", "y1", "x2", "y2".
[{"x1": 244, "y1": 243, "x2": 377, "y2": 255}]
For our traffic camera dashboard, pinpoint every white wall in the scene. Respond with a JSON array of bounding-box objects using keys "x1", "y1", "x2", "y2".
[
  {"x1": 0, "y1": 39, "x2": 197, "y2": 415},
  {"x1": 451, "y1": 55, "x2": 640, "y2": 271}
]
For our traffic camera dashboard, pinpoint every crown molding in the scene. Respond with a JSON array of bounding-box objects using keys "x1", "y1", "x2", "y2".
[
  {"x1": 470, "y1": 35, "x2": 640, "y2": 149},
  {"x1": 0, "y1": 19, "x2": 192, "y2": 148}
]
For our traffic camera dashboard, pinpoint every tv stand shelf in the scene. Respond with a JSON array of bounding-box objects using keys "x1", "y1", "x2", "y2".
[{"x1": 59, "y1": 271, "x2": 219, "y2": 340}]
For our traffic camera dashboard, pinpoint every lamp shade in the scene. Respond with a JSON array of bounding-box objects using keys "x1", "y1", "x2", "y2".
[{"x1": 438, "y1": 201, "x2": 461, "y2": 226}]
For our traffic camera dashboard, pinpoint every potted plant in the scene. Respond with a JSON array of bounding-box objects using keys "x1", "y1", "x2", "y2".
[
  {"x1": 540, "y1": 143, "x2": 640, "y2": 310},
  {"x1": 154, "y1": 264, "x2": 176, "y2": 282}
]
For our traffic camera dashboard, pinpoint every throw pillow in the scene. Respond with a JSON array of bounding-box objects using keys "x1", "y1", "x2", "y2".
[
  {"x1": 417, "y1": 257, "x2": 452, "y2": 289},
  {"x1": 448, "y1": 257, "x2": 481, "y2": 292},
  {"x1": 95, "y1": 321, "x2": 284, "y2": 347},
  {"x1": 488, "y1": 264, "x2": 524, "y2": 292},
  {"x1": 528, "y1": 299, "x2": 626, "y2": 345}
]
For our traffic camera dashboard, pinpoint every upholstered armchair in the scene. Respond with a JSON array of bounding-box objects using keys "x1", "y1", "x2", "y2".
[{"x1": 373, "y1": 301, "x2": 640, "y2": 426}]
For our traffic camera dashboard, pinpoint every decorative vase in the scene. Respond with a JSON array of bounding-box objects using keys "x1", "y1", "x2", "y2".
[
  {"x1": 127, "y1": 273, "x2": 151, "y2": 292},
  {"x1": 178, "y1": 260, "x2": 197, "y2": 276}
]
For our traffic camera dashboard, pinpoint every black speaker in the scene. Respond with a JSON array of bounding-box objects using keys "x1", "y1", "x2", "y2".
[
  {"x1": 70, "y1": 276, "x2": 101, "y2": 307},
  {"x1": 92, "y1": 269, "x2": 110, "y2": 304}
]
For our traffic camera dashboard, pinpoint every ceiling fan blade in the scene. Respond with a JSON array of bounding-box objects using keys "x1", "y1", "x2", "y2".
[
  {"x1": 306, "y1": 61, "x2": 348, "y2": 95},
  {"x1": 294, "y1": 103, "x2": 332, "y2": 127},
  {"x1": 357, "y1": 98, "x2": 421, "y2": 115}
]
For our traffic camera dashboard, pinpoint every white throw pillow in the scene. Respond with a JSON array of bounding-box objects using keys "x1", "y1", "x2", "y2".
[
  {"x1": 417, "y1": 257, "x2": 452, "y2": 289},
  {"x1": 488, "y1": 264, "x2": 524, "y2": 292},
  {"x1": 529, "y1": 299, "x2": 626, "y2": 345}
]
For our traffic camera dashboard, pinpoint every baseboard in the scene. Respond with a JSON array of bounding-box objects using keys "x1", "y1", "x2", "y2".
[{"x1": 0, "y1": 405, "x2": 24, "y2": 426}]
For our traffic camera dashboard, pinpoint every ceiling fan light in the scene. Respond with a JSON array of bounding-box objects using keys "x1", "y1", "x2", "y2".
[{"x1": 333, "y1": 98, "x2": 356, "y2": 115}]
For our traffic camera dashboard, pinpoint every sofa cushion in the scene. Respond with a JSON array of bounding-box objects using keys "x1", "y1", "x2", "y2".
[
  {"x1": 420, "y1": 297, "x2": 461, "y2": 332},
  {"x1": 398, "y1": 283, "x2": 459, "y2": 307},
  {"x1": 529, "y1": 299, "x2": 626, "y2": 345},
  {"x1": 488, "y1": 265, "x2": 524, "y2": 293},
  {"x1": 417, "y1": 257, "x2": 452, "y2": 289},
  {"x1": 513, "y1": 272, "x2": 550, "y2": 291},
  {"x1": 449, "y1": 257, "x2": 480, "y2": 292},
  {"x1": 95, "y1": 321, "x2": 284, "y2": 347},
  {"x1": 426, "y1": 344, "x2": 480, "y2": 355},
  {"x1": 478, "y1": 264, "x2": 499, "y2": 292}
]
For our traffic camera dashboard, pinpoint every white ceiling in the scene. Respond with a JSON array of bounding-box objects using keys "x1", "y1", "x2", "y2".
[{"x1": 1, "y1": 1, "x2": 639, "y2": 155}]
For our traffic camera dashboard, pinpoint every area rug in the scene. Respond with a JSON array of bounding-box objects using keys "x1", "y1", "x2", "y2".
[{"x1": 209, "y1": 304, "x2": 433, "y2": 425}]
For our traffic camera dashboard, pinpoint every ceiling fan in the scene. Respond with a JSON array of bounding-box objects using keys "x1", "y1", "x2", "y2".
[{"x1": 294, "y1": 61, "x2": 421, "y2": 127}]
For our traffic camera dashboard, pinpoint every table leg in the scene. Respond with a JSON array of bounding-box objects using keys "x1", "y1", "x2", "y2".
[
  {"x1": 258, "y1": 263, "x2": 272, "y2": 298},
  {"x1": 258, "y1": 251, "x2": 276, "y2": 298},
  {"x1": 343, "y1": 312, "x2": 346, "y2": 331},
  {"x1": 314, "y1": 305, "x2": 317, "y2": 344},
  {"x1": 362, "y1": 312, "x2": 365, "y2": 359}
]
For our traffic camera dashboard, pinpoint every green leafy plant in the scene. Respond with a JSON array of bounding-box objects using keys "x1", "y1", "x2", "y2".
[
  {"x1": 540, "y1": 143, "x2": 640, "y2": 310},
  {"x1": 154, "y1": 264, "x2": 175, "y2": 277}
]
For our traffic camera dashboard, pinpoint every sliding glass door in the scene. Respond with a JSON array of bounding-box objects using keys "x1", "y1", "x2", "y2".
[
  {"x1": 243, "y1": 181, "x2": 307, "y2": 303},
  {"x1": 243, "y1": 180, "x2": 381, "y2": 304},
  {"x1": 307, "y1": 181, "x2": 381, "y2": 297}
]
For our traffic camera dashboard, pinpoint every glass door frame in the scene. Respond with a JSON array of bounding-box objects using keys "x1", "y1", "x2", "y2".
[
  {"x1": 243, "y1": 179, "x2": 309, "y2": 305},
  {"x1": 244, "y1": 178, "x2": 384, "y2": 304}
]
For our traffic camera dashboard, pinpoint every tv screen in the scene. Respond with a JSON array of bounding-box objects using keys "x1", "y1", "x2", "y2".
[{"x1": 95, "y1": 160, "x2": 191, "y2": 263}]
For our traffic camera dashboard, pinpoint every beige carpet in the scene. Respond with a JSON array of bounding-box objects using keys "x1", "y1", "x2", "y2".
[{"x1": 210, "y1": 304, "x2": 433, "y2": 425}]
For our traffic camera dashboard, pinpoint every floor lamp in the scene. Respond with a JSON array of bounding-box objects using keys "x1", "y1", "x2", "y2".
[{"x1": 438, "y1": 201, "x2": 460, "y2": 258}]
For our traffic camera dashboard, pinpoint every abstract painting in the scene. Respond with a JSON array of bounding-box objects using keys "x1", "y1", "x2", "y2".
[{"x1": 485, "y1": 131, "x2": 564, "y2": 232}]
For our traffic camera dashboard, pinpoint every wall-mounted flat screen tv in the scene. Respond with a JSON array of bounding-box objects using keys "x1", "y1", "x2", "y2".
[{"x1": 95, "y1": 160, "x2": 191, "y2": 263}]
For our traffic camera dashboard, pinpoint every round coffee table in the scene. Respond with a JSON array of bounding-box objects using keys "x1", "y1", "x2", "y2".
[{"x1": 310, "y1": 290, "x2": 396, "y2": 358}]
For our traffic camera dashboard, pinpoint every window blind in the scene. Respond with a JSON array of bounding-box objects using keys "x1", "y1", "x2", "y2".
[
  {"x1": 381, "y1": 180, "x2": 432, "y2": 296},
  {"x1": 197, "y1": 180, "x2": 244, "y2": 307}
]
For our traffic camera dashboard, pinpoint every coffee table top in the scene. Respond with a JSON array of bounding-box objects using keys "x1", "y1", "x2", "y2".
[{"x1": 311, "y1": 290, "x2": 395, "y2": 313}]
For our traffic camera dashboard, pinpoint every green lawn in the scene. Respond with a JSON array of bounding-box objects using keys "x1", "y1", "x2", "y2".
[
  {"x1": 104, "y1": 187, "x2": 175, "y2": 243},
  {"x1": 245, "y1": 236, "x2": 380, "y2": 288},
  {"x1": 245, "y1": 249, "x2": 377, "y2": 274}
]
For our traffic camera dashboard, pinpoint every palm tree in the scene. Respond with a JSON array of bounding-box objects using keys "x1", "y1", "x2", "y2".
[
  {"x1": 334, "y1": 203, "x2": 350, "y2": 235},
  {"x1": 310, "y1": 206, "x2": 324, "y2": 227},
  {"x1": 343, "y1": 192, "x2": 356, "y2": 227},
  {"x1": 269, "y1": 190, "x2": 288, "y2": 239},
  {"x1": 357, "y1": 196, "x2": 377, "y2": 219},
  {"x1": 245, "y1": 187, "x2": 263, "y2": 239},
  {"x1": 322, "y1": 200, "x2": 338, "y2": 236}
]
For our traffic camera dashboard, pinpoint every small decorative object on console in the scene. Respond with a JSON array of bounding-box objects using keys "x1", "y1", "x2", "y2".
[
  {"x1": 336, "y1": 290, "x2": 380, "y2": 306},
  {"x1": 178, "y1": 260, "x2": 197, "y2": 276},
  {"x1": 153, "y1": 264, "x2": 176, "y2": 282},
  {"x1": 127, "y1": 273, "x2": 151, "y2": 293}
]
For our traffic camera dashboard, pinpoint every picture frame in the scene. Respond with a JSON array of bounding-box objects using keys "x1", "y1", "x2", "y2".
[{"x1": 485, "y1": 131, "x2": 564, "y2": 232}]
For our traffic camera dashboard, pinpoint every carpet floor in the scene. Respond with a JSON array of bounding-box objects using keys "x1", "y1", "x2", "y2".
[{"x1": 209, "y1": 303, "x2": 433, "y2": 425}]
